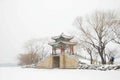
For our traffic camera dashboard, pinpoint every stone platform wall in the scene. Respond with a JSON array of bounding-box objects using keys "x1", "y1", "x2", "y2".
[
  {"x1": 60, "y1": 54, "x2": 79, "y2": 69},
  {"x1": 36, "y1": 55, "x2": 53, "y2": 69},
  {"x1": 36, "y1": 54, "x2": 79, "y2": 69}
]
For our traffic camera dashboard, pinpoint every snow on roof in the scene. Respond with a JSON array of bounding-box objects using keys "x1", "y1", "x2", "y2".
[
  {"x1": 52, "y1": 33, "x2": 73, "y2": 40},
  {"x1": 48, "y1": 41, "x2": 77, "y2": 46}
]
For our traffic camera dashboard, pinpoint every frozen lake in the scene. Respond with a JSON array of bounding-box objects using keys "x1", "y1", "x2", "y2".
[{"x1": 0, "y1": 67, "x2": 120, "y2": 80}]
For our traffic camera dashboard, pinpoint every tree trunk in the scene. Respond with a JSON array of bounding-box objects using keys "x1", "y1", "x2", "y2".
[
  {"x1": 100, "y1": 53, "x2": 106, "y2": 64},
  {"x1": 90, "y1": 53, "x2": 93, "y2": 64},
  {"x1": 98, "y1": 47, "x2": 106, "y2": 64}
]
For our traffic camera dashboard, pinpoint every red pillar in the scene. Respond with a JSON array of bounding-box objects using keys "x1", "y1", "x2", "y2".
[
  {"x1": 52, "y1": 47, "x2": 54, "y2": 55},
  {"x1": 70, "y1": 45, "x2": 74, "y2": 55},
  {"x1": 52, "y1": 47, "x2": 56, "y2": 55},
  {"x1": 54, "y1": 48, "x2": 56, "y2": 54},
  {"x1": 60, "y1": 45, "x2": 65, "y2": 54},
  {"x1": 60, "y1": 46, "x2": 62, "y2": 54},
  {"x1": 70, "y1": 46, "x2": 71, "y2": 54},
  {"x1": 71, "y1": 46, "x2": 74, "y2": 55},
  {"x1": 52, "y1": 47, "x2": 53, "y2": 54}
]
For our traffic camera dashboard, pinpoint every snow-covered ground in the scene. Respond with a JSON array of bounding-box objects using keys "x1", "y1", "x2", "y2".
[{"x1": 0, "y1": 67, "x2": 120, "y2": 80}]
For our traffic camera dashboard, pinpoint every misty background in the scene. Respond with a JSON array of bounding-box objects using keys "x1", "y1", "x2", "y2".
[{"x1": 0, "y1": 0, "x2": 120, "y2": 65}]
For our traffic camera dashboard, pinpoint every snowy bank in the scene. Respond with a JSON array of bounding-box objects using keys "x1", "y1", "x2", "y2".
[{"x1": 79, "y1": 64, "x2": 120, "y2": 71}]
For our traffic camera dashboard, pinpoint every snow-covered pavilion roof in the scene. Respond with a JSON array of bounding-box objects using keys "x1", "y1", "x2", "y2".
[
  {"x1": 49, "y1": 33, "x2": 77, "y2": 48},
  {"x1": 49, "y1": 41, "x2": 77, "y2": 45},
  {"x1": 51, "y1": 33, "x2": 73, "y2": 40},
  {"x1": 48, "y1": 41, "x2": 77, "y2": 48}
]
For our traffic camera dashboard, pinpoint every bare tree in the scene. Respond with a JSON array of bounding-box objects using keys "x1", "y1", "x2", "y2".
[
  {"x1": 19, "y1": 39, "x2": 50, "y2": 64},
  {"x1": 113, "y1": 21, "x2": 120, "y2": 44},
  {"x1": 77, "y1": 40, "x2": 94, "y2": 64},
  {"x1": 74, "y1": 11, "x2": 119, "y2": 64},
  {"x1": 18, "y1": 53, "x2": 40, "y2": 65}
]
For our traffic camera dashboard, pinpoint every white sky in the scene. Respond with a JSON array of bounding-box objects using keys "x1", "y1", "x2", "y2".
[{"x1": 0, "y1": 0, "x2": 120, "y2": 64}]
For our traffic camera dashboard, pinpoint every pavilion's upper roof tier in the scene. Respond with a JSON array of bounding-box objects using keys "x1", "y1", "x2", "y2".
[{"x1": 51, "y1": 33, "x2": 73, "y2": 41}]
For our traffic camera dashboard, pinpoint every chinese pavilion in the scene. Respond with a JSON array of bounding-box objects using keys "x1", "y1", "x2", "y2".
[
  {"x1": 48, "y1": 33, "x2": 77, "y2": 55},
  {"x1": 37, "y1": 33, "x2": 79, "y2": 69}
]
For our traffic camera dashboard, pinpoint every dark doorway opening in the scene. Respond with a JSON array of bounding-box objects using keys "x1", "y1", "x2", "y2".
[{"x1": 53, "y1": 56, "x2": 60, "y2": 68}]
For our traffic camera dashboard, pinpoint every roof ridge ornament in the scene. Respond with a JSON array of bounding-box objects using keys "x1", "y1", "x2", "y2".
[{"x1": 60, "y1": 32, "x2": 64, "y2": 37}]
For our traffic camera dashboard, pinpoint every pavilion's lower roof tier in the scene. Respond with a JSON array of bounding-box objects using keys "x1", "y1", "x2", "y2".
[{"x1": 48, "y1": 41, "x2": 77, "y2": 48}]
